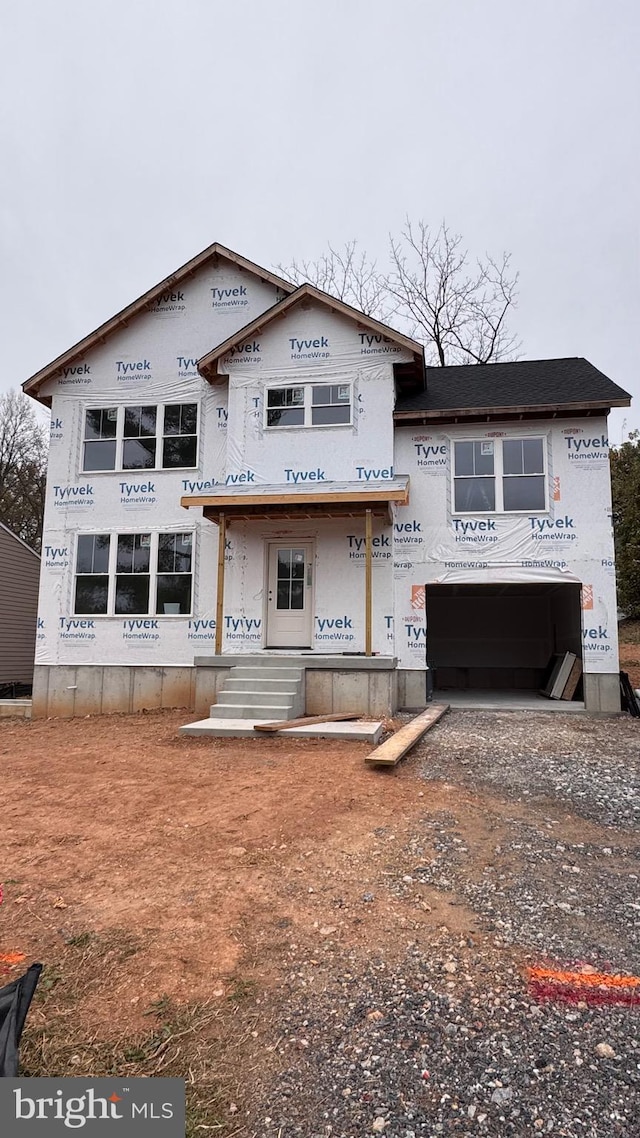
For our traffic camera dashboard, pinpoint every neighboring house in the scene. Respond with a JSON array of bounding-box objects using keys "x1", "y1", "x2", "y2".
[
  {"x1": 22, "y1": 243, "x2": 631, "y2": 717},
  {"x1": 0, "y1": 522, "x2": 40, "y2": 689}
]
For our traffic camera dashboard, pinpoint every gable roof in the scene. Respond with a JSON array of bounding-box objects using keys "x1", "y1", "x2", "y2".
[
  {"x1": 0, "y1": 520, "x2": 40, "y2": 560},
  {"x1": 197, "y1": 282, "x2": 425, "y2": 381},
  {"x1": 22, "y1": 243, "x2": 295, "y2": 404},
  {"x1": 394, "y1": 357, "x2": 632, "y2": 421}
]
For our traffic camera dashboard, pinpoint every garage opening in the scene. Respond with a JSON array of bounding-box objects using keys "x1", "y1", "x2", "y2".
[{"x1": 426, "y1": 582, "x2": 583, "y2": 697}]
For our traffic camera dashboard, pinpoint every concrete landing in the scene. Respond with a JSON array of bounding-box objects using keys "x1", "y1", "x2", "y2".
[{"x1": 180, "y1": 717, "x2": 385, "y2": 742}]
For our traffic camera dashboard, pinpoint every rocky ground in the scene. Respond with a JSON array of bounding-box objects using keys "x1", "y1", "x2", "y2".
[{"x1": 246, "y1": 711, "x2": 639, "y2": 1138}]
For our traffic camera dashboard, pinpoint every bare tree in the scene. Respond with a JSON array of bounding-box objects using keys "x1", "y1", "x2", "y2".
[
  {"x1": 277, "y1": 220, "x2": 520, "y2": 366},
  {"x1": 0, "y1": 390, "x2": 48, "y2": 551},
  {"x1": 277, "y1": 241, "x2": 394, "y2": 322}
]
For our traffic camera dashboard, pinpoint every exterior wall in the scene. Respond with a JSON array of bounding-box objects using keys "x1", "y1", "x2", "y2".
[
  {"x1": 392, "y1": 417, "x2": 620, "y2": 706},
  {"x1": 35, "y1": 261, "x2": 284, "y2": 675},
  {"x1": 0, "y1": 525, "x2": 40, "y2": 685}
]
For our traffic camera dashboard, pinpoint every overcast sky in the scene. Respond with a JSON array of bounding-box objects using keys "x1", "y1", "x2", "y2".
[{"x1": 1, "y1": 0, "x2": 638, "y2": 437}]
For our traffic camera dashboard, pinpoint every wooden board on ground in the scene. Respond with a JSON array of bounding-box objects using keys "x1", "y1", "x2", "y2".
[
  {"x1": 365, "y1": 703, "x2": 449, "y2": 767},
  {"x1": 561, "y1": 657, "x2": 583, "y2": 700},
  {"x1": 254, "y1": 713, "x2": 359, "y2": 733}
]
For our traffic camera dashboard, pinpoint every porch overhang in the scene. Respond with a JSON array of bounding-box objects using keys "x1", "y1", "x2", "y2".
[
  {"x1": 180, "y1": 476, "x2": 410, "y2": 523},
  {"x1": 181, "y1": 478, "x2": 409, "y2": 658}
]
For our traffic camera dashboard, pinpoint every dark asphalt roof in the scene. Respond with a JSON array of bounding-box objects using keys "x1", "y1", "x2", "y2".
[{"x1": 395, "y1": 357, "x2": 631, "y2": 413}]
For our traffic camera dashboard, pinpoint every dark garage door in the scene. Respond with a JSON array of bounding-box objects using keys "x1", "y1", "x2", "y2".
[{"x1": 426, "y1": 582, "x2": 583, "y2": 693}]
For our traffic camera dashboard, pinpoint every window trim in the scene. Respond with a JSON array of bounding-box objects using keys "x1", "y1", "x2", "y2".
[
  {"x1": 264, "y1": 382, "x2": 353, "y2": 430},
  {"x1": 73, "y1": 530, "x2": 195, "y2": 617},
  {"x1": 451, "y1": 435, "x2": 548, "y2": 515},
  {"x1": 81, "y1": 402, "x2": 200, "y2": 474}
]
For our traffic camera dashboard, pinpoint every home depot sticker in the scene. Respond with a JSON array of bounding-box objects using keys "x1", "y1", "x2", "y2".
[
  {"x1": 581, "y1": 585, "x2": 594, "y2": 610},
  {"x1": 411, "y1": 585, "x2": 426, "y2": 611}
]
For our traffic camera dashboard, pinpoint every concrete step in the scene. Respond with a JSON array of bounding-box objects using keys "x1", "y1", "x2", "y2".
[
  {"x1": 223, "y1": 677, "x2": 302, "y2": 692},
  {"x1": 180, "y1": 717, "x2": 385, "y2": 741},
  {"x1": 209, "y1": 703, "x2": 297, "y2": 720},
  {"x1": 218, "y1": 689, "x2": 298, "y2": 707},
  {"x1": 231, "y1": 666, "x2": 304, "y2": 680}
]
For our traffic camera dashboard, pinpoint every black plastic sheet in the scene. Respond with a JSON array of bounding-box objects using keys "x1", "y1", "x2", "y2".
[{"x1": 0, "y1": 963, "x2": 42, "y2": 1076}]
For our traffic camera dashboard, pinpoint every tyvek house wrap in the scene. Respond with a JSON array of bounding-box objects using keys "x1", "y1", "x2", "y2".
[
  {"x1": 35, "y1": 287, "x2": 414, "y2": 664},
  {"x1": 392, "y1": 422, "x2": 618, "y2": 673},
  {"x1": 214, "y1": 301, "x2": 409, "y2": 654},
  {"x1": 35, "y1": 262, "x2": 280, "y2": 667}
]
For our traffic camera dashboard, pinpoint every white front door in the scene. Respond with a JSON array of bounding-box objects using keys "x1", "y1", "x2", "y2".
[{"x1": 266, "y1": 542, "x2": 314, "y2": 648}]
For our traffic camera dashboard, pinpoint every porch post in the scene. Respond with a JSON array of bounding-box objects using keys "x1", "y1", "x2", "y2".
[
  {"x1": 215, "y1": 513, "x2": 226, "y2": 656},
  {"x1": 365, "y1": 508, "x2": 373, "y2": 656}
]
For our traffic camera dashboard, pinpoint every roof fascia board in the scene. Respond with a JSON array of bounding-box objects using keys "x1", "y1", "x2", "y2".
[
  {"x1": 197, "y1": 283, "x2": 425, "y2": 379},
  {"x1": 393, "y1": 398, "x2": 631, "y2": 422},
  {"x1": 22, "y1": 243, "x2": 294, "y2": 403}
]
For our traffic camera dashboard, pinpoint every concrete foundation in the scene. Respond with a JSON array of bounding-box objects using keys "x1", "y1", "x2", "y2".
[
  {"x1": 32, "y1": 665, "x2": 196, "y2": 719},
  {"x1": 582, "y1": 673, "x2": 621, "y2": 714},
  {"x1": 29, "y1": 661, "x2": 622, "y2": 718},
  {"x1": 196, "y1": 655, "x2": 400, "y2": 718}
]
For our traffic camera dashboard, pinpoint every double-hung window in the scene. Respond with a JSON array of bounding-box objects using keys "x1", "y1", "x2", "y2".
[
  {"x1": 81, "y1": 403, "x2": 198, "y2": 472},
  {"x1": 453, "y1": 437, "x2": 546, "y2": 513},
  {"x1": 73, "y1": 532, "x2": 193, "y2": 616},
  {"x1": 265, "y1": 383, "x2": 351, "y2": 428}
]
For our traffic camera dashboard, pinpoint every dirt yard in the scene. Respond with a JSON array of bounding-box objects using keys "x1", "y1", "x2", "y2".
[{"x1": 1, "y1": 707, "x2": 638, "y2": 1136}]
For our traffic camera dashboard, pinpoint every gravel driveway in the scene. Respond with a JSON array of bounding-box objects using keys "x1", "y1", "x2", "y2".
[{"x1": 248, "y1": 711, "x2": 639, "y2": 1138}]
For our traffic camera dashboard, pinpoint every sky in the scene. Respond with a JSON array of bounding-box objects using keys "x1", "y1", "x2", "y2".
[{"x1": 1, "y1": 0, "x2": 638, "y2": 438}]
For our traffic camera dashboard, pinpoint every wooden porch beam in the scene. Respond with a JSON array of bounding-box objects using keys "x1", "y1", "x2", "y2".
[
  {"x1": 365, "y1": 508, "x2": 372, "y2": 657},
  {"x1": 215, "y1": 513, "x2": 226, "y2": 656}
]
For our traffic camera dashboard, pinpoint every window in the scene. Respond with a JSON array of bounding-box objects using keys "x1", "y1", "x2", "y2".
[
  {"x1": 266, "y1": 387, "x2": 304, "y2": 427},
  {"x1": 265, "y1": 384, "x2": 352, "y2": 428},
  {"x1": 453, "y1": 441, "x2": 496, "y2": 512},
  {"x1": 502, "y1": 438, "x2": 545, "y2": 511},
  {"x1": 123, "y1": 406, "x2": 156, "y2": 470},
  {"x1": 156, "y1": 533, "x2": 193, "y2": 614},
  {"x1": 311, "y1": 384, "x2": 351, "y2": 425},
  {"x1": 73, "y1": 532, "x2": 193, "y2": 615},
  {"x1": 453, "y1": 437, "x2": 547, "y2": 514},
  {"x1": 74, "y1": 534, "x2": 111, "y2": 614},
  {"x1": 81, "y1": 404, "x2": 198, "y2": 471},
  {"x1": 83, "y1": 408, "x2": 118, "y2": 471},
  {"x1": 115, "y1": 533, "x2": 150, "y2": 614}
]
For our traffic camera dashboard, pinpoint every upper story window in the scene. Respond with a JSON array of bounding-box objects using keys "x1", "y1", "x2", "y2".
[
  {"x1": 453, "y1": 437, "x2": 546, "y2": 514},
  {"x1": 82, "y1": 403, "x2": 198, "y2": 472},
  {"x1": 265, "y1": 384, "x2": 351, "y2": 428}
]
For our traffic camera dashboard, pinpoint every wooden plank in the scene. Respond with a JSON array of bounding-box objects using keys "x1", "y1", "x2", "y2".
[
  {"x1": 365, "y1": 704, "x2": 449, "y2": 766},
  {"x1": 181, "y1": 487, "x2": 409, "y2": 510},
  {"x1": 215, "y1": 513, "x2": 225, "y2": 656},
  {"x1": 254, "y1": 712, "x2": 359, "y2": 733},
  {"x1": 561, "y1": 656, "x2": 583, "y2": 700},
  {"x1": 550, "y1": 652, "x2": 576, "y2": 699},
  {"x1": 365, "y1": 508, "x2": 372, "y2": 656}
]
